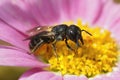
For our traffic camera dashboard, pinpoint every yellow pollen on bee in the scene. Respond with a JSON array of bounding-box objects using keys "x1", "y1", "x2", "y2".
[{"x1": 35, "y1": 20, "x2": 120, "y2": 77}]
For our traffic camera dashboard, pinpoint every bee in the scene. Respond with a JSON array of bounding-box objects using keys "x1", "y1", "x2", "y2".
[{"x1": 25, "y1": 24, "x2": 92, "y2": 57}]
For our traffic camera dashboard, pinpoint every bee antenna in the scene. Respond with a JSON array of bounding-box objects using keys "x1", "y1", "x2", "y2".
[{"x1": 81, "y1": 30, "x2": 92, "y2": 36}]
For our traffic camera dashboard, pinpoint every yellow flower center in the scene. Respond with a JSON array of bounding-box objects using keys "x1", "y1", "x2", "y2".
[{"x1": 34, "y1": 20, "x2": 119, "y2": 77}]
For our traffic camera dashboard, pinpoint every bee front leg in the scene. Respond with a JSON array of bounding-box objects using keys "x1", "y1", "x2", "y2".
[{"x1": 65, "y1": 39, "x2": 74, "y2": 51}]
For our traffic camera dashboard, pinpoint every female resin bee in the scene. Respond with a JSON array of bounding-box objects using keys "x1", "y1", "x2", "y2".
[{"x1": 25, "y1": 24, "x2": 92, "y2": 56}]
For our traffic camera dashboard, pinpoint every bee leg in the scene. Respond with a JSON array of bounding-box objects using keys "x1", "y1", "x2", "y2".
[
  {"x1": 65, "y1": 39, "x2": 74, "y2": 51},
  {"x1": 76, "y1": 35, "x2": 81, "y2": 47},
  {"x1": 78, "y1": 33, "x2": 84, "y2": 45},
  {"x1": 74, "y1": 35, "x2": 81, "y2": 54},
  {"x1": 52, "y1": 43, "x2": 58, "y2": 58}
]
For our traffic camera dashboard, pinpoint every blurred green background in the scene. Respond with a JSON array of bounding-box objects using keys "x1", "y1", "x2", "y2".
[
  {"x1": 0, "y1": 66, "x2": 28, "y2": 80},
  {"x1": 0, "y1": 40, "x2": 28, "y2": 80},
  {"x1": 0, "y1": 0, "x2": 120, "y2": 80}
]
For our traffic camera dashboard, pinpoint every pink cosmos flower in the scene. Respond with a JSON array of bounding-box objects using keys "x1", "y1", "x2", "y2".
[{"x1": 0, "y1": 0, "x2": 120, "y2": 80}]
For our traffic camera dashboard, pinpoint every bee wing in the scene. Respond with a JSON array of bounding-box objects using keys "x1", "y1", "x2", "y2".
[
  {"x1": 24, "y1": 26, "x2": 53, "y2": 41},
  {"x1": 24, "y1": 31, "x2": 55, "y2": 41},
  {"x1": 26, "y1": 26, "x2": 53, "y2": 36},
  {"x1": 39, "y1": 31, "x2": 55, "y2": 37}
]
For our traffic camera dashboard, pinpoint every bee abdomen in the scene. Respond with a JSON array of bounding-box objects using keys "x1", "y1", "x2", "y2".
[{"x1": 29, "y1": 37, "x2": 41, "y2": 50}]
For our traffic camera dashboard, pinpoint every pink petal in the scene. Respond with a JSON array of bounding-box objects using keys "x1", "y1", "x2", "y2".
[
  {"x1": 49, "y1": 76, "x2": 63, "y2": 80},
  {"x1": 91, "y1": 68, "x2": 120, "y2": 80},
  {"x1": 109, "y1": 70, "x2": 120, "y2": 80},
  {"x1": 64, "y1": 75, "x2": 88, "y2": 80},
  {"x1": 0, "y1": 45, "x2": 19, "y2": 50},
  {"x1": 90, "y1": 0, "x2": 120, "y2": 43},
  {"x1": 0, "y1": 0, "x2": 62, "y2": 33},
  {"x1": 0, "y1": 0, "x2": 107, "y2": 31},
  {"x1": 0, "y1": 48, "x2": 48, "y2": 67},
  {"x1": 19, "y1": 68, "x2": 58, "y2": 80},
  {"x1": 95, "y1": 0, "x2": 120, "y2": 29},
  {"x1": 0, "y1": 19, "x2": 29, "y2": 51},
  {"x1": 22, "y1": 0, "x2": 61, "y2": 25},
  {"x1": 0, "y1": 45, "x2": 27, "y2": 53},
  {"x1": 53, "y1": 0, "x2": 104, "y2": 24},
  {"x1": 109, "y1": 20, "x2": 120, "y2": 43},
  {"x1": 78, "y1": 0, "x2": 104, "y2": 24},
  {"x1": 94, "y1": 0, "x2": 120, "y2": 26},
  {"x1": 0, "y1": 1, "x2": 39, "y2": 33},
  {"x1": 93, "y1": 75, "x2": 112, "y2": 80},
  {"x1": 19, "y1": 68, "x2": 44, "y2": 80}
]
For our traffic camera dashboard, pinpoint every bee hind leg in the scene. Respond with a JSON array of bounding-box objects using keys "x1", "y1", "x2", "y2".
[{"x1": 51, "y1": 43, "x2": 58, "y2": 58}]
